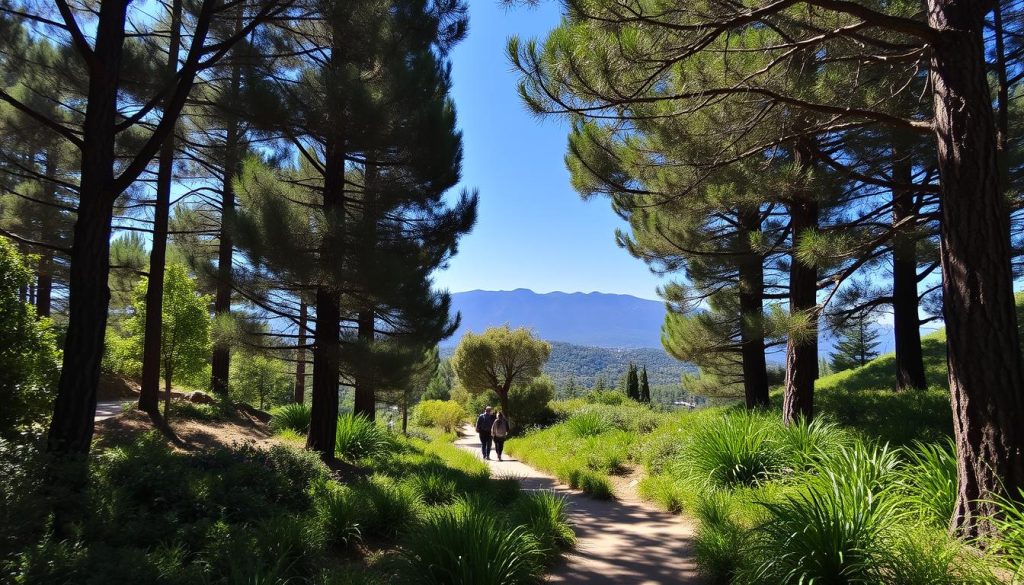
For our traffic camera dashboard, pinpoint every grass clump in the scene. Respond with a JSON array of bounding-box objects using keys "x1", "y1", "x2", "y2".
[
  {"x1": 565, "y1": 411, "x2": 612, "y2": 437},
  {"x1": 314, "y1": 484, "x2": 363, "y2": 549},
  {"x1": 357, "y1": 474, "x2": 423, "y2": 539},
  {"x1": 680, "y1": 410, "x2": 784, "y2": 488},
  {"x1": 899, "y1": 439, "x2": 957, "y2": 527},
  {"x1": 396, "y1": 506, "x2": 544, "y2": 585},
  {"x1": 511, "y1": 491, "x2": 575, "y2": 564},
  {"x1": 270, "y1": 403, "x2": 311, "y2": 434},
  {"x1": 335, "y1": 414, "x2": 391, "y2": 461}
]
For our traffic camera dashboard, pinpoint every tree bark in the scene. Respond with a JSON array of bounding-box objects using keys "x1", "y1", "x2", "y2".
[
  {"x1": 890, "y1": 139, "x2": 926, "y2": 391},
  {"x1": 927, "y1": 0, "x2": 1024, "y2": 537},
  {"x1": 294, "y1": 299, "x2": 307, "y2": 403},
  {"x1": 139, "y1": 0, "x2": 182, "y2": 416},
  {"x1": 306, "y1": 135, "x2": 345, "y2": 461},
  {"x1": 46, "y1": 0, "x2": 128, "y2": 456},
  {"x1": 738, "y1": 207, "x2": 769, "y2": 408},
  {"x1": 353, "y1": 308, "x2": 376, "y2": 419},
  {"x1": 782, "y1": 144, "x2": 819, "y2": 424},
  {"x1": 210, "y1": 14, "x2": 244, "y2": 398}
]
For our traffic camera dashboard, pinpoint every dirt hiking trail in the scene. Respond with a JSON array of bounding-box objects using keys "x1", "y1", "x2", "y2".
[{"x1": 456, "y1": 426, "x2": 702, "y2": 584}]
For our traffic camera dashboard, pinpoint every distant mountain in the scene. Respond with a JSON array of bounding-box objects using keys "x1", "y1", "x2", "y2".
[{"x1": 446, "y1": 289, "x2": 665, "y2": 348}]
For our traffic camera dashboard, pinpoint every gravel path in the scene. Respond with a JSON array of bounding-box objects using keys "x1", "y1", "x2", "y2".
[
  {"x1": 95, "y1": 400, "x2": 125, "y2": 421},
  {"x1": 456, "y1": 426, "x2": 702, "y2": 585}
]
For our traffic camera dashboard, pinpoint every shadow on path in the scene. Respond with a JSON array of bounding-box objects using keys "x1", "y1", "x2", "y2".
[{"x1": 455, "y1": 426, "x2": 703, "y2": 585}]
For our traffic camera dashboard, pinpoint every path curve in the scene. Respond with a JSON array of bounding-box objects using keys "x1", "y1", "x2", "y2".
[
  {"x1": 95, "y1": 400, "x2": 125, "y2": 421},
  {"x1": 456, "y1": 426, "x2": 702, "y2": 584}
]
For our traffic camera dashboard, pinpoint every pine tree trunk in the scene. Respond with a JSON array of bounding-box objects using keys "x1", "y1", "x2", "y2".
[
  {"x1": 353, "y1": 162, "x2": 377, "y2": 420},
  {"x1": 139, "y1": 0, "x2": 182, "y2": 416},
  {"x1": 782, "y1": 143, "x2": 819, "y2": 424},
  {"x1": 353, "y1": 308, "x2": 376, "y2": 419},
  {"x1": 306, "y1": 136, "x2": 346, "y2": 461},
  {"x1": 308, "y1": 286, "x2": 340, "y2": 460},
  {"x1": 36, "y1": 252, "x2": 52, "y2": 318},
  {"x1": 210, "y1": 15, "x2": 243, "y2": 398},
  {"x1": 294, "y1": 300, "x2": 307, "y2": 403},
  {"x1": 738, "y1": 207, "x2": 769, "y2": 408},
  {"x1": 891, "y1": 140, "x2": 927, "y2": 391},
  {"x1": 927, "y1": 0, "x2": 1024, "y2": 537},
  {"x1": 46, "y1": 0, "x2": 128, "y2": 457}
]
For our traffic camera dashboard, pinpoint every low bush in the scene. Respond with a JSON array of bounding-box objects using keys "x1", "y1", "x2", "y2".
[
  {"x1": 396, "y1": 507, "x2": 544, "y2": 585},
  {"x1": 271, "y1": 403, "x2": 311, "y2": 434},
  {"x1": 414, "y1": 400, "x2": 466, "y2": 433},
  {"x1": 335, "y1": 414, "x2": 391, "y2": 461}
]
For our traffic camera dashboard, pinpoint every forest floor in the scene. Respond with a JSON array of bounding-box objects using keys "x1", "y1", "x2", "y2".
[
  {"x1": 456, "y1": 425, "x2": 702, "y2": 585},
  {"x1": 93, "y1": 404, "x2": 278, "y2": 451}
]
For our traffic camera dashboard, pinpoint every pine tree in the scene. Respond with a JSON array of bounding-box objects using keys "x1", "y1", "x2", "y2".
[
  {"x1": 830, "y1": 316, "x2": 881, "y2": 373},
  {"x1": 639, "y1": 366, "x2": 651, "y2": 404}
]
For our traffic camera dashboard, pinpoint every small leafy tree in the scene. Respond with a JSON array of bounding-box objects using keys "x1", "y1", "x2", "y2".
[
  {"x1": 231, "y1": 352, "x2": 291, "y2": 410},
  {"x1": 451, "y1": 326, "x2": 551, "y2": 425},
  {"x1": 114, "y1": 263, "x2": 212, "y2": 416},
  {"x1": 0, "y1": 238, "x2": 59, "y2": 434}
]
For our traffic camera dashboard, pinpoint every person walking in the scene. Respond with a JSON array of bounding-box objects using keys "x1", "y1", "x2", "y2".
[
  {"x1": 491, "y1": 411, "x2": 510, "y2": 461},
  {"x1": 476, "y1": 405, "x2": 496, "y2": 460}
]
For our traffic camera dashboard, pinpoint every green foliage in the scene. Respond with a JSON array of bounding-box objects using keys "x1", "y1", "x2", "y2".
[
  {"x1": 776, "y1": 416, "x2": 848, "y2": 471},
  {"x1": 566, "y1": 468, "x2": 614, "y2": 499},
  {"x1": 408, "y1": 472, "x2": 458, "y2": 506},
  {"x1": 358, "y1": 474, "x2": 423, "y2": 539},
  {"x1": 335, "y1": 414, "x2": 391, "y2": 461},
  {"x1": 105, "y1": 262, "x2": 212, "y2": 390},
  {"x1": 451, "y1": 326, "x2": 551, "y2": 420},
  {"x1": 899, "y1": 439, "x2": 958, "y2": 527},
  {"x1": 231, "y1": 351, "x2": 292, "y2": 410},
  {"x1": 565, "y1": 411, "x2": 612, "y2": 437},
  {"x1": 270, "y1": 403, "x2": 311, "y2": 434},
  {"x1": 507, "y1": 376, "x2": 556, "y2": 428},
  {"x1": 396, "y1": 506, "x2": 544, "y2": 585},
  {"x1": 989, "y1": 488, "x2": 1024, "y2": 580},
  {"x1": 625, "y1": 362, "x2": 640, "y2": 400},
  {"x1": 830, "y1": 314, "x2": 882, "y2": 372},
  {"x1": 510, "y1": 491, "x2": 575, "y2": 563},
  {"x1": 743, "y1": 444, "x2": 906, "y2": 584},
  {"x1": 413, "y1": 400, "x2": 466, "y2": 433},
  {"x1": 681, "y1": 411, "x2": 784, "y2": 488},
  {"x1": 314, "y1": 484, "x2": 363, "y2": 549},
  {"x1": 0, "y1": 239, "x2": 59, "y2": 433}
]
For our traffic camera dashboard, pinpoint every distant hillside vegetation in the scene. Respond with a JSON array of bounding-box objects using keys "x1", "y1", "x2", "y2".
[
  {"x1": 448, "y1": 289, "x2": 665, "y2": 348},
  {"x1": 543, "y1": 342, "x2": 691, "y2": 388}
]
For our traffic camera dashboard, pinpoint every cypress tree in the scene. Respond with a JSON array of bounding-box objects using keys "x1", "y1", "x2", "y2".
[
  {"x1": 625, "y1": 362, "x2": 640, "y2": 401},
  {"x1": 639, "y1": 366, "x2": 650, "y2": 404}
]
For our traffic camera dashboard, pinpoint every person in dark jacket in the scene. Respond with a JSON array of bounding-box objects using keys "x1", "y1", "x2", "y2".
[
  {"x1": 491, "y1": 411, "x2": 510, "y2": 461},
  {"x1": 476, "y1": 406, "x2": 496, "y2": 460}
]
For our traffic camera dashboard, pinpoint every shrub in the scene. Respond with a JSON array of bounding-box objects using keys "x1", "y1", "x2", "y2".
[
  {"x1": 271, "y1": 403, "x2": 311, "y2": 434},
  {"x1": 565, "y1": 411, "x2": 611, "y2": 438},
  {"x1": 566, "y1": 468, "x2": 614, "y2": 500},
  {"x1": 508, "y1": 377, "x2": 556, "y2": 428},
  {"x1": 335, "y1": 414, "x2": 390, "y2": 461},
  {"x1": 899, "y1": 439, "x2": 957, "y2": 527},
  {"x1": 511, "y1": 491, "x2": 575, "y2": 563},
  {"x1": 414, "y1": 400, "x2": 466, "y2": 433},
  {"x1": 585, "y1": 389, "x2": 629, "y2": 405},
  {"x1": 681, "y1": 411, "x2": 783, "y2": 488},
  {"x1": 396, "y1": 507, "x2": 544, "y2": 585}
]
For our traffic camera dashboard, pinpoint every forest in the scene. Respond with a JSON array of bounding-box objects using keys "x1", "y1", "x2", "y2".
[{"x1": 5, "y1": 0, "x2": 1024, "y2": 583}]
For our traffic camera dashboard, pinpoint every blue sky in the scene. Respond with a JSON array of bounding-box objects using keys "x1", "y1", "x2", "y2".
[{"x1": 433, "y1": 1, "x2": 666, "y2": 301}]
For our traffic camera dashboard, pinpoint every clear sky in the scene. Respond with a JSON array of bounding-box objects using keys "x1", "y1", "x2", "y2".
[{"x1": 433, "y1": 1, "x2": 666, "y2": 301}]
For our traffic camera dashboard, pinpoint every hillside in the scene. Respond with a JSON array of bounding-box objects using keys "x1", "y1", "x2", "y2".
[
  {"x1": 543, "y1": 342, "x2": 692, "y2": 388},
  {"x1": 448, "y1": 289, "x2": 665, "y2": 348}
]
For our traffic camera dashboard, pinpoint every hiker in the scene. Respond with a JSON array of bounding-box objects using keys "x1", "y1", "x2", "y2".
[
  {"x1": 491, "y1": 411, "x2": 509, "y2": 461},
  {"x1": 476, "y1": 406, "x2": 496, "y2": 459}
]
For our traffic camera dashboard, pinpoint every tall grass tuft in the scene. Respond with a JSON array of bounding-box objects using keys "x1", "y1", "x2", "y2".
[
  {"x1": 681, "y1": 411, "x2": 783, "y2": 488},
  {"x1": 409, "y1": 471, "x2": 458, "y2": 506},
  {"x1": 314, "y1": 484, "x2": 362, "y2": 549},
  {"x1": 900, "y1": 439, "x2": 957, "y2": 527},
  {"x1": 511, "y1": 491, "x2": 575, "y2": 563},
  {"x1": 776, "y1": 416, "x2": 846, "y2": 470},
  {"x1": 990, "y1": 487, "x2": 1024, "y2": 580},
  {"x1": 270, "y1": 403, "x2": 311, "y2": 434},
  {"x1": 396, "y1": 507, "x2": 544, "y2": 585},
  {"x1": 565, "y1": 411, "x2": 611, "y2": 437},
  {"x1": 744, "y1": 442, "x2": 907, "y2": 584},
  {"x1": 335, "y1": 414, "x2": 390, "y2": 461},
  {"x1": 358, "y1": 474, "x2": 422, "y2": 539}
]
